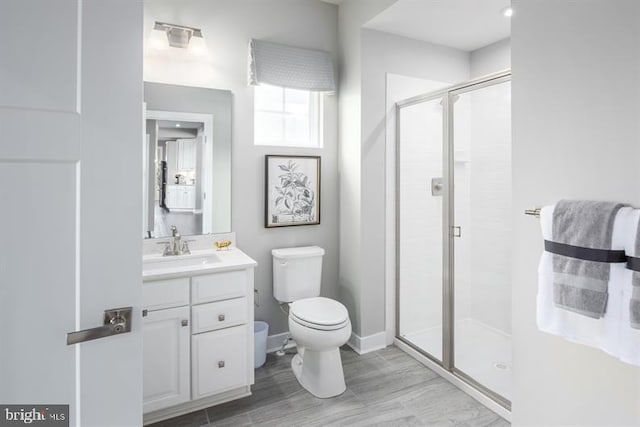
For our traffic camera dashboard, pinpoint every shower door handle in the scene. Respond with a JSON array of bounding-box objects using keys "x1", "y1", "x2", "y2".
[
  {"x1": 452, "y1": 226, "x2": 462, "y2": 238},
  {"x1": 431, "y1": 177, "x2": 443, "y2": 196}
]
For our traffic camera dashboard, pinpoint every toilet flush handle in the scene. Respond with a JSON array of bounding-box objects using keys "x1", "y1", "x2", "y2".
[{"x1": 280, "y1": 261, "x2": 288, "y2": 267}]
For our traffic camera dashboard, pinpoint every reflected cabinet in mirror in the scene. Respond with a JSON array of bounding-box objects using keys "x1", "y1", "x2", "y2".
[{"x1": 143, "y1": 82, "x2": 231, "y2": 238}]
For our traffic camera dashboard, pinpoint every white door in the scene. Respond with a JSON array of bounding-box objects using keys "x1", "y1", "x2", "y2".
[{"x1": 0, "y1": 1, "x2": 143, "y2": 426}]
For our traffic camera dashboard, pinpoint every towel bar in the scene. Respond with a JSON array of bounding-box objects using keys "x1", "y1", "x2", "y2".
[{"x1": 524, "y1": 208, "x2": 541, "y2": 218}]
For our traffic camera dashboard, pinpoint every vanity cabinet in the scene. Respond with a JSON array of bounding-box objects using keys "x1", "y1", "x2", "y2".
[
  {"x1": 142, "y1": 259, "x2": 255, "y2": 425},
  {"x1": 166, "y1": 185, "x2": 195, "y2": 210}
]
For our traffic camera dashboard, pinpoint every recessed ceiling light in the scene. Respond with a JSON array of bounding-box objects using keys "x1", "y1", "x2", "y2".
[
  {"x1": 175, "y1": 123, "x2": 181, "y2": 127},
  {"x1": 502, "y1": 6, "x2": 514, "y2": 17}
]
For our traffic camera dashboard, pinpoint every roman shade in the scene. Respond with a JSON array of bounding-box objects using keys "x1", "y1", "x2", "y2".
[{"x1": 248, "y1": 39, "x2": 336, "y2": 92}]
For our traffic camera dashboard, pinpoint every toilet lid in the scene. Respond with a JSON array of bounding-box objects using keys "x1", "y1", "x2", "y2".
[{"x1": 290, "y1": 297, "x2": 349, "y2": 329}]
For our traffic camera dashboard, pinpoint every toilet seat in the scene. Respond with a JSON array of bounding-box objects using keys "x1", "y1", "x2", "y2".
[{"x1": 290, "y1": 297, "x2": 349, "y2": 331}]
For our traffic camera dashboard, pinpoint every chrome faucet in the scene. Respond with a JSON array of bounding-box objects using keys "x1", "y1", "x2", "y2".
[{"x1": 161, "y1": 225, "x2": 191, "y2": 256}]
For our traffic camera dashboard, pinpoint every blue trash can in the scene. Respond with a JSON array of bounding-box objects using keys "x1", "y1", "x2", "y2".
[{"x1": 254, "y1": 321, "x2": 269, "y2": 368}]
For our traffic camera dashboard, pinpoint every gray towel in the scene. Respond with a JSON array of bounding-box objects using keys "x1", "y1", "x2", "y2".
[
  {"x1": 631, "y1": 217, "x2": 640, "y2": 329},
  {"x1": 552, "y1": 200, "x2": 624, "y2": 318}
]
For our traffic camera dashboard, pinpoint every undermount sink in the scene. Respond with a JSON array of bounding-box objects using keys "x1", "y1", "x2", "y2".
[{"x1": 143, "y1": 253, "x2": 221, "y2": 272}]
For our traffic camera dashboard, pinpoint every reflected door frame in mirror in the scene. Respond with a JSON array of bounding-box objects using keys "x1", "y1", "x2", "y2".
[{"x1": 145, "y1": 109, "x2": 213, "y2": 236}]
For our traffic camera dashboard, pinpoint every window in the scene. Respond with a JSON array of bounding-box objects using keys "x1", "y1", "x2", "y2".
[{"x1": 254, "y1": 84, "x2": 321, "y2": 148}]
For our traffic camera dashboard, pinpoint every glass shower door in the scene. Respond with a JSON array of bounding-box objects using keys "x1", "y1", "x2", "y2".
[
  {"x1": 452, "y1": 79, "x2": 512, "y2": 403},
  {"x1": 397, "y1": 96, "x2": 445, "y2": 362}
]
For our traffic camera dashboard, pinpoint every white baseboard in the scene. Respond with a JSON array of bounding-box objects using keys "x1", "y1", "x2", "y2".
[
  {"x1": 347, "y1": 331, "x2": 387, "y2": 355},
  {"x1": 266, "y1": 332, "x2": 296, "y2": 353}
]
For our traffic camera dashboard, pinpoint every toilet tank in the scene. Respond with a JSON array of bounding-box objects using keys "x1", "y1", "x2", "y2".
[{"x1": 272, "y1": 246, "x2": 325, "y2": 303}]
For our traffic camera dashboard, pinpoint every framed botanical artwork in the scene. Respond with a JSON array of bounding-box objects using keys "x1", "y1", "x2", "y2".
[{"x1": 265, "y1": 155, "x2": 321, "y2": 228}]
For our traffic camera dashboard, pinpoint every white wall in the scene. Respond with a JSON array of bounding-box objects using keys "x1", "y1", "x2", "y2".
[
  {"x1": 337, "y1": 0, "x2": 399, "y2": 341},
  {"x1": 511, "y1": 0, "x2": 640, "y2": 424},
  {"x1": 144, "y1": 0, "x2": 339, "y2": 335},
  {"x1": 470, "y1": 38, "x2": 511, "y2": 79}
]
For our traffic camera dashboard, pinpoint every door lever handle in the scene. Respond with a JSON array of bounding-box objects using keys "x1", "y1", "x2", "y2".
[{"x1": 67, "y1": 307, "x2": 132, "y2": 345}]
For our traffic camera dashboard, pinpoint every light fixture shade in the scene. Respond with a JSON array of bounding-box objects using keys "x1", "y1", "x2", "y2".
[
  {"x1": 188, "y1": 36, "x2": 208, "y2": 56},
  {"x1": 152, "y1": 22, "x2": 204, "y2": 50},
  {"x1": 167, "y1": 27, "x2": 191, "y2": 49},
  {"x1": 148, "y1": 28, "x2": 168, "y2": 50}
]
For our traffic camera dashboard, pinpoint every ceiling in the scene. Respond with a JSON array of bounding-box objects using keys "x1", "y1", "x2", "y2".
[{"x1": 363, "y1": 0, "x2": 510, "y2": 52}]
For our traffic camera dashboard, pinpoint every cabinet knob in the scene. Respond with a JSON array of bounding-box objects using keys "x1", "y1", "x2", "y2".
[
  {"x1": 218, "y1": 314, "x2": 225, "y2": 322},
  {"x1": 218, "y1": 360, "x2": 225, "y2": 368},
  {"x1": 181, "y1": 319, "x2": 188, "y2": 327}
]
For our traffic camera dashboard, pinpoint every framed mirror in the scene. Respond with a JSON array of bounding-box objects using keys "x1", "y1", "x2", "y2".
[{"x1": 143, "y1": 82, "x2": 231, "y2": 238}]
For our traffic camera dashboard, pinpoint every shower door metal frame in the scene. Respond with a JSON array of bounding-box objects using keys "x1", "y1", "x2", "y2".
[{"x1": 395, "y1": 70, "x2": 512, "y2": 410}]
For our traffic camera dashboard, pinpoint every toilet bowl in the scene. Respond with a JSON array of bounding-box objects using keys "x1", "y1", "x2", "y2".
[
  {"x1": 288, "y1": 297, "x2": 351, "y2": 398},
  {"x1": 271, "y1": 246, "x2": 351, "y2": 399}
]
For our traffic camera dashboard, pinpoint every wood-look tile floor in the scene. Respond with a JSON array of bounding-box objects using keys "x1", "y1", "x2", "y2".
[{"x1": 150, "y1": 345, "x2": 510, "y2": 427}]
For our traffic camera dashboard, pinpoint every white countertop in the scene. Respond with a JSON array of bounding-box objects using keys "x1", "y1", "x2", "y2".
[{"x1": 142, "y1": 247, "x2": 257, "y2": 281}]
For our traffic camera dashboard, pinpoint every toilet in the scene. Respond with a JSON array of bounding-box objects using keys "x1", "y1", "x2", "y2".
[{"x1": 272, "y1": 246, "x2": 351, "y2": 398}]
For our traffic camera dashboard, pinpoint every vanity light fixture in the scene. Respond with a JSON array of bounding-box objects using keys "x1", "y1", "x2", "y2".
[{"x1": 153, "y1": 21, "x2": 204, "y2": 49}]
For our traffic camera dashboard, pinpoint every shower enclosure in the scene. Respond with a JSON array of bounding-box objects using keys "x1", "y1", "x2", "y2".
[{"x1": 396, "y1": 71, "x2": 512, "y2": 408}]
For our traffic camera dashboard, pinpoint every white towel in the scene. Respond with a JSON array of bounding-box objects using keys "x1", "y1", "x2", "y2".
[
  {"x1": 537, "y1": 205, "x2": 640, "y2": 366},
  {"x1": 617, "y1": 208, "x2": 640, "y2": 366}
]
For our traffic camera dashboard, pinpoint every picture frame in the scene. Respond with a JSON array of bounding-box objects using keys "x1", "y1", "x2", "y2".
[{"x1": 265, "y1": 155, "x2": 321, "y2": 228}]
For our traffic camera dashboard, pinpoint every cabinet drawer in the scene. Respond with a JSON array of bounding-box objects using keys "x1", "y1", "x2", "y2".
[
  {"x1": 191, "y1": 270, "x2": 246, "y2": 304},
  {"x1": 191, "y1": 298, "x2": 247, "y2": 334},
  {"x1": 192, "y1": 325, "x2": 248, "y2": 399},
  {"x1": 143, "y1": 277, "x2": 190, "y2": 311}
]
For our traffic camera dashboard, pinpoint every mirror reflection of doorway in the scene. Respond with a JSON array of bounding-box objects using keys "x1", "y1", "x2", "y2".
[{"x1": 144, "y1": 111, "x2": 214, "y2": 238}]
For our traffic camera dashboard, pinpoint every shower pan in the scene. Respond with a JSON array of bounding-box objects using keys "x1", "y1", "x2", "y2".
[{"x1": 395, "y1": 71, "x2": 512, "y2": 409}]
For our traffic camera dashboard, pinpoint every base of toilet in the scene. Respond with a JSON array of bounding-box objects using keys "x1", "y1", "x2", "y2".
[{"x1": 291, "y1": 348, "x2": 346, "y2": 398}]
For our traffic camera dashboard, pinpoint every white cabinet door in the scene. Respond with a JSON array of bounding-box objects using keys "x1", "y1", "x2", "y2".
[
  {"x1": 177, "y1": 139, "x2": 196, "y2": 170},
  {"x1": 167, "y1": 185, "x2": 195, "y2": 209},
  {"x1": 185, "y1": 186, "x2": 195, "y2": 209},
  {"x1": 143, "y1": 306, "x2": 190, "y2": 413},
  {"x1": 0, "y1": 1, "x2": 142, "y2": 425},
  {"x1": 192, "y1": 325, "x2": 248, "y2": 399},
  {"x1": 166, "y1": 185, "x2": 178, "y2": 209},
  {"x1": 178, "y1": 187, "x2": 188, "y2": 208}
]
